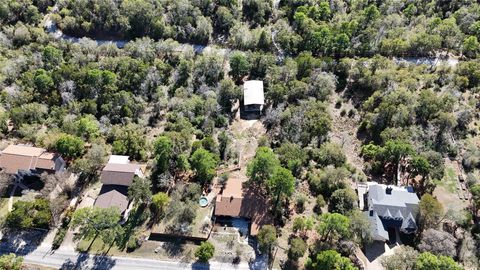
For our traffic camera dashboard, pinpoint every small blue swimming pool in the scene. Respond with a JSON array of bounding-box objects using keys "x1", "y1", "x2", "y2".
[{"x1": 199, "y1": 197, "x2": 208, "y2": 207}]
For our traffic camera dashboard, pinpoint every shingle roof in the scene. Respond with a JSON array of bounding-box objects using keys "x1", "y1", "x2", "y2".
[
  {"x1": 214, "y1": 176, "x2": 272, "y2": 235},
  {"x1": 0, "y1": 145, "x2": 62, "y2": 174},
  {"x1": 366, "y1": 211, "x2": 389, "y2": 241},
  {"x1": 100, "y1": 163, "x2": 142, "y2": 186},
  {"x1": 243, "y1": 80, "x2": 265, "y2": 106},
  {"x1": 365, "y1": 182, "x2": 420, "y2": 240},
  {"x1": 94, "y1": 185, "x2": 129, "y2": 213}
]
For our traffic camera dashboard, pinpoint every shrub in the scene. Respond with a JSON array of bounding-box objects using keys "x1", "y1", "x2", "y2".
[
  {"x1": 52, "y1": 227, "x2": 67, "y2": 250},
  {"x1": 288, "y1": 237, "x2": 307, "y2": 261},
  {"x1": 195, "y1": 241, "x2": 215, "y2": 262},
  {"x1": 314, "y1": 194, "x2": 326, "y2": 214},
  {"x1": 296, "y1": 193, "x2": 308, "y2": 213}
]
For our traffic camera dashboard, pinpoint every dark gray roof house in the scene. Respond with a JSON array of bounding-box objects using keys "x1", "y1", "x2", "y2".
[{"x1": 359, "y1": 182, "x2": 420, "y2": 242}]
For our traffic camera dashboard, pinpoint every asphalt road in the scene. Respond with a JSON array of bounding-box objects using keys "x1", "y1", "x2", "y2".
[{"x1": 1, "y1": 246, "x2": 259, "y2": 270}]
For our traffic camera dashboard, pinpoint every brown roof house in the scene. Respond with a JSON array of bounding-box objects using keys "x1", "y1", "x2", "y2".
[
  {"x1": 214, "y1": 176, "x2": 272, "y2": 236},
  {"x1": 0, "y1": 145, "x2": 65, "y2": 175},
  {"x1": 94, "y1": 155, "x2": 145, "y2": 216}
]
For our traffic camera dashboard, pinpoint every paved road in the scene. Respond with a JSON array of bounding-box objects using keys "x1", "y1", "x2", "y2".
[{"x1": 1, "y1": 246, "x2": 257, "y2": 270}]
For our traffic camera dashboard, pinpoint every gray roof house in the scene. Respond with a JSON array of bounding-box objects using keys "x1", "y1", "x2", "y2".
[
  {"x1": 358, "y1": 182, "x2": 420, "y2": 242},
  {"x1": 94, "y1": 155, "x2": 145, "y2": 216}
]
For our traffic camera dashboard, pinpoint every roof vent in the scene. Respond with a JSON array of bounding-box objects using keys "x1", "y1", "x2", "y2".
[{"x1": 386, "y1": 186, "x2": 393, "y2": 195}]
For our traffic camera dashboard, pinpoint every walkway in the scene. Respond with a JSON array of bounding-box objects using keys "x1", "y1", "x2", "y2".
[{"x1": 7, "y1": 182, "x2": 28, "y2": 211}]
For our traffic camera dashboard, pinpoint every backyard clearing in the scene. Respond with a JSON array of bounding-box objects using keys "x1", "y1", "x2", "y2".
[{"x1": 433, "y1": 158, "x2": 469, "y2": 214}]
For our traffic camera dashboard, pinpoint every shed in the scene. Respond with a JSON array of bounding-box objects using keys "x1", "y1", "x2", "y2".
[{"x1": 243, "y1": 80, "x2": 265, "y2": 112}]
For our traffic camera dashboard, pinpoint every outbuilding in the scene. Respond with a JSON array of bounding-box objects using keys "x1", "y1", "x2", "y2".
[{"x1": 243, "y1": 80, "x2": 265, "y2": 112}]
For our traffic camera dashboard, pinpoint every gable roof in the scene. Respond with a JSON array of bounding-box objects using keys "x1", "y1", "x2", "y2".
[
  {"x1": 365, "y1": 182, "x2": 420, "y2": 240},
  {"x1": 94, "y1": 185, "x2": 129, "y2": 213},
  {"x1": 100, "y1": 163, "x2": 142, "y2": 186},
  {"x1": 366, "y1": 211, "x2": 389, "y2": 241},
  {"x1": 108, "y1": 155, "x2": 130, "y2": 164},
  {"x1": 0, "y1": 145, "x2": 62, "y2": 174},
  {"x1": 214, "y1": 176, "x2": 272, "y2": 235},
  {"x1": 243, "y1": 80, "x2": 265, "y2": 106},
  {"x1": 368, "y1": 182, "x2": 419, "y2": 209}
]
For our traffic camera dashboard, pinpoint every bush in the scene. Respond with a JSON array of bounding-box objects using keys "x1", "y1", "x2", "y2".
[
  {"x1": 52, "y1": 227, "x2": 67, "y2": 250},
  {"x1": 195, "y1": 241, "x2": 215, "y2": 262},
  {"x1": 54, "y1": 134, "x2": 85, "y2": 158},
  {"x1": 296, "y1": 193, "x2": 308, "y2": 213},
  {"x1": 314, "y1": 194, "x2": 326, "y2": 214},
  {"x1": 288, "y1": 237, "x2": 307, "y2": 261},
  {"x1": 126, "y1": 233, "x2": 142, "y2": 252},
  {"x1": 6, "y1": 199, "x2": 52, "y2": 229}
]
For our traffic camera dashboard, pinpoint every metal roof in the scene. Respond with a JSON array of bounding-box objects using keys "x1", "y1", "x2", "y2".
[{"x1": 243, "y1": 80, "x2": 265, "y2": 106}]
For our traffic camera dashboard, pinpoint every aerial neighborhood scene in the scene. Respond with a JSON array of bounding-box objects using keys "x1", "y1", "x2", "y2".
[{"x1": 1, "y1": 0, "x2": 480, "y2": 270}]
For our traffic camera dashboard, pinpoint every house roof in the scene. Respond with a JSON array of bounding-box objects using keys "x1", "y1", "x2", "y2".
[
  {"x1": 214, "y1": 176, "x2": 272, "y2": 235},
  {"x1": 36, "y1": 153, "x2": 61, "y2": 171},
  {"x1": 0, "y1": 145, "x2": 61, "y2": 174},
  {"x1": 100, "y1": 163, "x2": 143, "y2": 186},
  {"x1": 365, "y1": 182, "x2": 420, "y2": 240},
  {"x1": 108, "y1": 155, "x2": 130, "y2": 164},
  {"x1": 366, "y1": 211, "x2": 389, "y2": 241},
  {"x1": 368, "y1": 183, "x2": 420, "y2": 207},
  {"x1": 94, "y1": 185, "x2": 129, "y2": 213},
  {"x1": 243, "y1": 80, "x2": 265, "y2": 106}
]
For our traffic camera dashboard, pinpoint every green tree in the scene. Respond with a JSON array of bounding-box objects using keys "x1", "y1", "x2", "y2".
[
  {"x1": 247, "y1": 147, "x2": 280, "y2": 184},
  {"x1": 317, "y1": 213, "x2": 350, "y2": 243},
  {"x1": 419, "y1": 194, "x2": 444, "y2": 229},
  {"x1": 229, "y1": 52, "x2": 251, "y2": 82},
  {"x1": 195, "y1": 241, "x2": 215, "y2": 262},
  {"x1": 71, "y1": 207, "x2": 123, "y2": 250},
  {"x1": 0, "y1": 253, "x2": 23, "y2": 270},
  {"x1": 257, "y1": 225, "x2": 276, "y2": 254},
  {"x1": 382, "y1": 140, "x2": 414, "y2": 184},
  {"x1": 190, "y1": 148, "x2": 219, "y2": 185},
  {"x1": 152, "y1": 192, "x2": 169, "y2": 215},
  {"x1": 463, "y1": 36, "x2": 480, "y2": 58},
  {"x1": 6, "y1": 199, "x2": 52, "y2": 230},
  {"x1": 307, "y1": 250, "x2": 357, "y2": 270},
  {"x1": 288, "y1": 237, "x2": 307, "y2": 261},
  {"x1": 328, "y1": 188, "x2": 357, "y2": 215},
  {"x1": 349, "y1": 210, "x2": 373, "y2": 246},
  {"x1": 471, "y1": 184, "x2": 480, "y2": 215},
  {"x1": 153, "y1": 136, "x2": 173, "y2": 173},
  {"x1": 267, "y1": 167, "x2": 295, "y2": 210},
  {"x1": 42, "y1": 45, "x2": 63, "y2": 69},
  {"x1": 275, "y1": 142, "x2": 306, "y2": 176},
  {"x1": 313, "y1": 142, "x2": 346, "y2": 167},
  {"x1": 381, "y1": 246, "x2": 418, "y2": 270},
  {"x1": 112, "y1": 124, "x2": 147, "y2": 161},
  {"x1": 415, "y1": 252, "x2": 462, "y2": 270},
  {"x1": 54, "y1": 134, "x2": 84, "y2": 159},
  {"x1": 128, "y1": 176, "x2": 153, "y2": 206},
  {"x1": 74, "y1": 115, "x2": 100, "y2": 140}
]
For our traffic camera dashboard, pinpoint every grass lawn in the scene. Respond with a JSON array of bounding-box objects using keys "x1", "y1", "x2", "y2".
[
  {"x1": 0, "y1": 198, "x2": 10, "y2": 218},
  {"x1": 435, "y1": 167, "x2": 458, "y2": 193},
  {"x1": 153, "y1": 204, "x2": 213, "y2": 238},
  {"x1": 77, "y1": 237, "x2": 197, "y2": 261}
]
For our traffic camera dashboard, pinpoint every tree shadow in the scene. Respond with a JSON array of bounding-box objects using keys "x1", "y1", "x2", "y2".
[
  {"x1": 92, "y1": 255, "x2": 117, "y2": 270},
  {"x1": 0, "y1": 229, "x2": 48, "y2": 256},
  {"x1": 60, "y1": 253, "x2": 89, "y2": 270},
  {"x1": 117, "y1": 205, "x2": 147, "y2": 251},
  {"x1": 192, "y1": 261, "x2": 210, "y2": 270},
  {"x1": 163, "y1": 240, "x2": 186, "y2": 257}
]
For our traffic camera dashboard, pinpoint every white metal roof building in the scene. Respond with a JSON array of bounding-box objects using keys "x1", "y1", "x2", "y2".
[{"x1": 243, "y1": 80, "x2": 265, "y2": 111}]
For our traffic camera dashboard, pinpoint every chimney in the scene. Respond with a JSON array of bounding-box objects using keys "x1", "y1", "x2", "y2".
[{"x1": 386, "y1": 186, "x2": 393, "y2": 195}]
